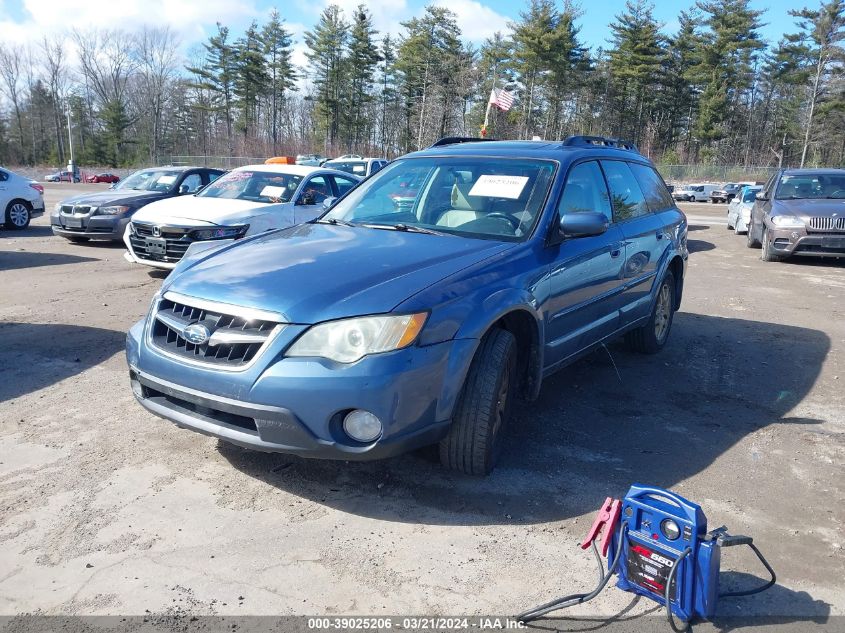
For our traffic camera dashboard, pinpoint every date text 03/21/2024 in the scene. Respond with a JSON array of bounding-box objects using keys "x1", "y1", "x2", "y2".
[{"x1": 307, "y1": 617, "x2": 527, "y2": 630}]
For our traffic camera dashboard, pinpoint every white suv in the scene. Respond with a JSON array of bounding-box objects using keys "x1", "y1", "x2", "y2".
[{"x1": 1, "y1": 167, "x2": 45, "y2": 230}]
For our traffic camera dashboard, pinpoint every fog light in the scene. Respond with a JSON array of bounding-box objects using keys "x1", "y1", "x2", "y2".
[
  {"x1": 129, "y1": 372, "x2": 143, "y2": 399},
  {"x1": 661, "y1": 518, "x2": 681, "y2": 540},
  {"x1": 343, "y1": 409, "x2": 382, "y2": 443}
]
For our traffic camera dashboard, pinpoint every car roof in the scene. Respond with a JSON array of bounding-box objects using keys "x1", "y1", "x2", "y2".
[
  {"x1": 405, "y1": 139, "x2": 651, "y2": 165},
  {"x1": 235, "y1": 164, "x2": 323, "y2": 176},
  {"x1": 781, "y1": 168, "x2": 845, "y2": 176}
]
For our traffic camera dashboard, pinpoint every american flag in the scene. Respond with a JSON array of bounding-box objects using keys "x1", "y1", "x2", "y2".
[{"x1": 489, "y1": 88, "x2": 515, "y2": 112}]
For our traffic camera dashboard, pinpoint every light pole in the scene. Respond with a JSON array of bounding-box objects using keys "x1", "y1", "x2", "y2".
[{"x1": 66, "y1": 100, "x2": 75, "y2": 178}]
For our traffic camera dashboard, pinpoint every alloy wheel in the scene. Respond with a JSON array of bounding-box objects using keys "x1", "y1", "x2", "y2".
[
  {"x1": 9, "y1": 203, "x2": 30, "y2": 227},
  {"x1": 654, "y1": 282, "x2": 672, "y2": 342}
]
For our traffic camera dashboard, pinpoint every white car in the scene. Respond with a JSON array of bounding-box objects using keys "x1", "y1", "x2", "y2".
[
  {"x1": 672, "y1": 183, "x2": 719, "y2": 202},
  {"x1": 726, "y1": 185, "x2": 761, "y2": 234},
  {"x1": 123, "y1": 164, "x2": 361, "y2": 269},
  {"x1": 1, "y1": 166, "x2": 45, "y2": 230}
]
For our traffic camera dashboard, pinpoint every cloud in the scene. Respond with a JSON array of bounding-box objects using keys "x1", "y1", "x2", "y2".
[
  {"x1": 432, "y1": 0, "x2": 510, "y2": 42},
  {"x1": 314, "y1": 0, "x2": 409, "y2": 40}
]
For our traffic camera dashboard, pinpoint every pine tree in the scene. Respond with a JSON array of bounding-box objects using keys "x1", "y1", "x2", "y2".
[
  {"x1": 304, "y1": 5, "x2": 350, "y2": 148},
  {"x1": 788, "y1": 0, "x2": 845, "y2": 166},
  {"x1": 346, "y1": 5, "x2": 380, "y2": 150},
  {"x1": 261, "y1": 9, "x2": 296, "y2": 154},
  {"x1": 233, "y1": 21, "x2": 269, "y2": 142}
]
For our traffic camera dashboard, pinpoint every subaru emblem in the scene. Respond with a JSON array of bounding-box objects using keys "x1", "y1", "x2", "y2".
[
  {"x1": 183, "y1": 323, "x2": 211, "y2": 345},
  {"x1": 152, "y1": 226, "x2": 161, "y2": 237}
]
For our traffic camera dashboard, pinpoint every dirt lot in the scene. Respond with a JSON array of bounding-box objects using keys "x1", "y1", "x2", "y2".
[{"x1": 1, "y1": 183, "x2": 843, "y2": 628}]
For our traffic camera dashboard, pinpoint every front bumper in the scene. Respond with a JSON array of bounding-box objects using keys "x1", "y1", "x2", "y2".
[
  {"x1": 126, "y1": 319, "x2": 476, "y2": 460},
  {"x1": 768, "y1": 226, "x2": 845, "y2": 258},
  {"x1": 51, "y1": 211, "x2": 130, "y2": 240}
]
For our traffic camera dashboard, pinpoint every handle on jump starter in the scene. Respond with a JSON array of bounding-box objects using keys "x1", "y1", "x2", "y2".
[{"x1": 625, "y1": 484, "x2": 702, "y2": 521}]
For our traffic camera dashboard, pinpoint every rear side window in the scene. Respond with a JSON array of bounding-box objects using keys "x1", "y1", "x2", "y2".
[
  {"x1": 332, "y1": 175, "x2": 358, "y2": 196},
  {"x1": 600, "y1": 161, "x2": 650, "y2": 221},
  {"x1": 558, "y1": 161, "x2": 612, "y2": 221},
  {"x1": 630, "y1": 163, "x2": 674, "y2": 211}
]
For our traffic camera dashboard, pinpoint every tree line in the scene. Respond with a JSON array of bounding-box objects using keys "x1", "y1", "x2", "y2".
[{"x1": 0, "y1": 0, "x2": 842, "y2": 169}]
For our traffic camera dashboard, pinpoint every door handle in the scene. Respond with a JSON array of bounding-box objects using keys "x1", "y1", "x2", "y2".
[
  {"x1": 610, "y1": 244, "x2": 622, "y2": 258},
  {"x1": 656, "y1": 231, "x2": 665, "y2": 240}
]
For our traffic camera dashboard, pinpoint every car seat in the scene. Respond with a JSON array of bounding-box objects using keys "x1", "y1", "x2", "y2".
[{"x1": 435, "y1": 182, "x2": 489, "y2": 227}]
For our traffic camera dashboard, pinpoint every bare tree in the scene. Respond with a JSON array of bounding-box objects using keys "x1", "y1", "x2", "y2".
[
  {"x1": 0, "y1": 44, "x2": 26, "y2": 162},
  {"x1": 135, "y1": 26, "x2": 180, "y2": 162},
  {"x1": 41, "y1": 34, "x2": 70, "y2": 164}
]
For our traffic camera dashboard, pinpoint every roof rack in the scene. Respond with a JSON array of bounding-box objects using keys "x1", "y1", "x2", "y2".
[
  {"x1": 429, "y1": 137, "x2": 496, "y2": 148},
  {"x1": 562, "y1": 135, "x2": 640, "y2": 153}
]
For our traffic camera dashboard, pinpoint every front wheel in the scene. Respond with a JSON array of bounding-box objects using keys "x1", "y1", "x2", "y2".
[
  {"x1": 760, "y1": 226, "x2": 782, "y2": 262},
  {"x1": 5, "y1": 201, "x2": 31, "y2": 229},
  {"x1": 625, "y1": 271, "x2": 676, "y2": 354},
  {"x1": 439, "y1": 328, "x2": 517, "y2": 475}
]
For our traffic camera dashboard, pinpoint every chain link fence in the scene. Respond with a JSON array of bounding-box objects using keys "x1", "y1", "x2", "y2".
[{"x1": 657, "y1": 164, "x2": 779, "y2": 185}]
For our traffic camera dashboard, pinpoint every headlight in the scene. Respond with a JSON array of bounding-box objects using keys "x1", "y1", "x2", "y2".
[
  {"x1": 190, "y1": 225, "x2": 249, "y2": 240},
  {"x1": 97, "y1": 205, "x2": 129, "y2": 215},
  {"x1": 771, "y1": 215, "x2": 804, "y2": 228},
  {"x1": 286, "y1": 313, "x2": 428, "y2": 363}
]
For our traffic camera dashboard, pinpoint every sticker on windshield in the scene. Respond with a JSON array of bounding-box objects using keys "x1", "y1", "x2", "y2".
[
  {"x1": 352, "y1": 165, "x2": 366, "y2": 173},
  {"x1": 260, "y1": 185, "x2": 286, "y2": 198},
  {"x1": 157, "y1": 175, "x2": 177, "y2": 185},
  {"x1": 469, "y1": 175, "x2": 529, "y2": 199}
]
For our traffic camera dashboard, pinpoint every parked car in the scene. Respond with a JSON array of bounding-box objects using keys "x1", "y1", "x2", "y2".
[
  {"x1": 295, "y1": 154, "x2": 328, "y2": 167},
  {"x1": 1, "y1": 166, "x2": 46, "y2": 230},
  {"x1": 726, "y1": 185, "x2": 761, "y2": 234},
  {"x1": 672, "y1": 183, "x2": 718, "y2": 202},
  {"x1": 126, "y1": 135, "x2": 688, "y2": 475},
  {"x1": 86, "y1": 173, "x2": 121, "y2": 184},
  {"x1": 710, "y1": 183, "x2": 742, "y2": 204},
  {"x1": 747, "y1": 168, "x2": 845, "y2": 262},
  {"x1": 44, "y1": 169, "x2": 80, "y2": 183},
  {"x1": 323, "y1": 155, "x2": 388, "y2": 178},
  {"x1": 124, "y1": 164, "x2": 361, "y2": 269},
  {"x1": 51, "y1": 166, "x2": 224, "y2": 243}
]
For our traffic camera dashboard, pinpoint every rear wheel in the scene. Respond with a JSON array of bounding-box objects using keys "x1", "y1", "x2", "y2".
[
  {"x1": 5, "y1": 200, "x2": 31, "y2": 229},
  {"x1": 625, "y1": 271, "x2": 676, "y2": 354},
  {"x1": 439, "y1": 328, "x2": 517, "y2": 475}
]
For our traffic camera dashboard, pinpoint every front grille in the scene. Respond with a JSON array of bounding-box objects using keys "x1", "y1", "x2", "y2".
[
  {"x1": 61, "y1": 204, "x2": 92, "y2": 215},
  {"x1": 150, "y1": 296, "x2": 282, "y2": 368},
  {"x1": 808, "y1": 216, "x2": 845, "y2": 231},
  {"x1": 129, "y1": 223, "x2": 194, "y2": 263}
]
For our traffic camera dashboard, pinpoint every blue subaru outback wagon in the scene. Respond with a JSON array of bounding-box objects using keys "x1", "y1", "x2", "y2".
[{"x1": 126, "y1": 136, "x2": 688, "y2": 474}]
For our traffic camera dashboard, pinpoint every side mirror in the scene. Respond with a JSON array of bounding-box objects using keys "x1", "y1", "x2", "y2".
[
  {"x1": 298, "y1": 192, "x2": 316, "y2": 206},
  {"x1": 560, "y1": 212, "x2": 609, "y2": 238},
  {"x1": 321, "y1": 196, "x2": 337, "y2": 211},
  {"x1": 755, "y1": 192, "x2": 768, "y2": 201}
]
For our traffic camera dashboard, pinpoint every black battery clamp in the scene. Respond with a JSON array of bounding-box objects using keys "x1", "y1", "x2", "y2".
[{"x1": 517, "y1": 485, "x2": 776, "y2": 631}]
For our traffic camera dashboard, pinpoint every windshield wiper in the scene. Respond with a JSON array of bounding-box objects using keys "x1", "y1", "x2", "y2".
[
  {"x1": 365, "y1": 223, "x2": 450, "y2": 236},
  {"x1": 319, "y1": 217, "x2": 356, "y2": 227}
]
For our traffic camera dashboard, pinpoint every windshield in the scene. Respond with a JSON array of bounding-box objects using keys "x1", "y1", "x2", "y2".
[
  {"x1": 326, "y1": 161, "x2": 368, "y2": 176},
  {"x1": 322, "y1": 157, "x2": 556, "y2": 240},
  {"x1": 775, "y1": 173, "x2": 845, "y2": 200},
  {"x1": 115, "y1": 169, "x2": 182, "y2": 192},
  {"x1": 742, "y1": 188, "x2": 760, "y2": 203},
  {"x1": 197, "y1": 170, "x2": 303, "y2": 203}
]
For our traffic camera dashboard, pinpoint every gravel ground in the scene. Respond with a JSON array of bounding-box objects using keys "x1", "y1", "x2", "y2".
[{"x1": 0, "y1": 183, "x2": 843, "y2": 629}]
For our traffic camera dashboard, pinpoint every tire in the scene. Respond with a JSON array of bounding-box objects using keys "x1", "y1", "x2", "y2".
[
  {"x1": 625, "y1": 271, "x2": 676, "y2": 354},
  {"x1": 5, "y1": 200, "x2": 31, "y2": 229},
  {"x1": 439, "y1": 328, "x2": 517, "y2": 475},
  {"x1": 746, "y1": 220, "x2": 761, "y2": 248},
  {"x1": 760, "y1": 226, "x2": 782, "y2": 262}
]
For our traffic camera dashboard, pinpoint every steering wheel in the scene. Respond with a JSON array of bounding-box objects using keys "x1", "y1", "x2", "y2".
[
  {"x1": 485, "y1": 212, "x2": 520, "y2": 231},
  {"x1": 828, "y1": 189, "x2": 845, "y2": 199}
]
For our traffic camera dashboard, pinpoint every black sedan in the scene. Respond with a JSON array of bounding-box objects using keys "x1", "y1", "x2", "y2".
[{"x1": 51, "y1": 166, "x2": 224, "y2": 243}]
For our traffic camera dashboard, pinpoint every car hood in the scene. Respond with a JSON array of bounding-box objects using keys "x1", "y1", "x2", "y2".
[
  {"x1": 164, "y1": 222, "x2": 514, "y2": 324},
  {"x1": 774, "y1": 198, "x2": 845, "y2": 217},
  {"x1": 131, "y1": 196, "x2": 273, "y2": 226},
  {"x1": 61, "y1": 189, "x2": 167, "y2": 208}
]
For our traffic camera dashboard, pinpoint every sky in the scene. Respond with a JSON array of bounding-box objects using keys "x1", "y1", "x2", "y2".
[{"x1": 0, "y1": 0, "x2": 806, "y2": 70}]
